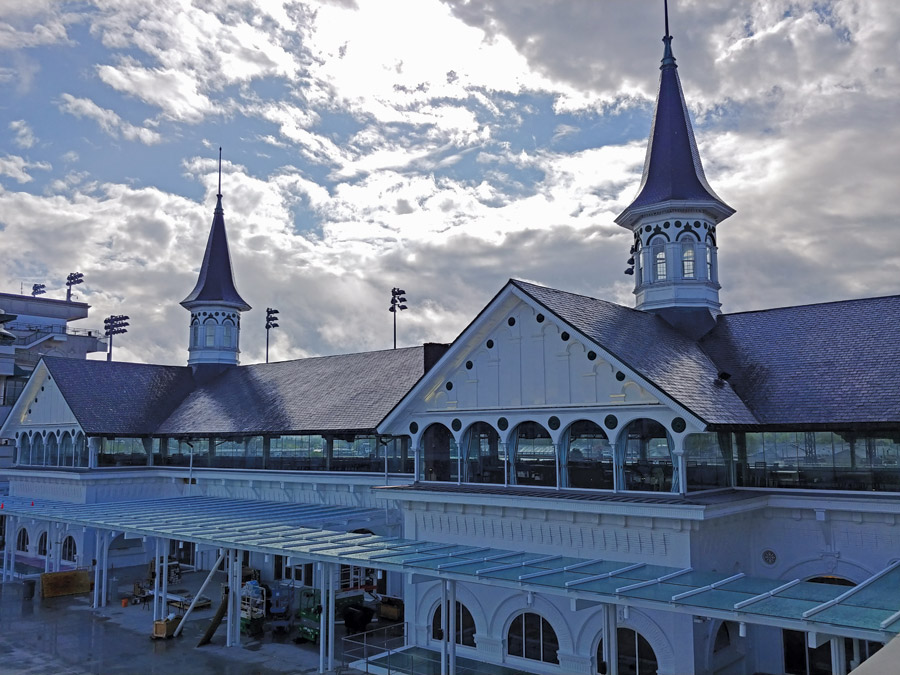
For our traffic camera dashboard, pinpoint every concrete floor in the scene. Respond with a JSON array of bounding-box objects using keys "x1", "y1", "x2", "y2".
[{"x1": 0, "y1": 566, "x2": 365, "y2": 674}]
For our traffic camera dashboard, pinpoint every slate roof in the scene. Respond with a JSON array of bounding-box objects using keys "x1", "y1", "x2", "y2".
[
  {"x1": 43, "y1": 357, "x2": 195, "y2": 435},
  {"x1": 157, "y1": 346, "x2": 426, "y2": 435},
  {"x1": 700, "y1": 296, "x2": 900, "y2": 427},
  {"x1": 181, "y1": 194, "x2": 251, "y2": 311},
  {"x1": 616, "y1": 35, "x2": 733, "y2": 227},
  {"x1": 512, "y1": 280, "x2": 758, "y2": 426}
]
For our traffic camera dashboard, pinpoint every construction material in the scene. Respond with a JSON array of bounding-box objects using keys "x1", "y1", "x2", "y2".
[
  {"x1": 40, "y1": 570, "x2": 91, "y2": 598},
  {"x1": 197, "y1": 599, "x2": 227, "y2": 647},
  {"x1": 151, "y1": 616, "x2": 181, "y2": 639}
]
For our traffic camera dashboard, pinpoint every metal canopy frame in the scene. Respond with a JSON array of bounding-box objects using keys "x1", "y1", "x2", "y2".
[{"x1": 2, "y1": 495, "x2": 899, "y2": 643}]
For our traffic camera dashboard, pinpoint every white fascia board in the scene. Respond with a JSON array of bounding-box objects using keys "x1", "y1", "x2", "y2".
[
  {"x1": 377, "y1": 282, "x2": 522, "y2": 434},
  {"x1": 508, "y1": 285, "x2": 707, "y2": 432}
]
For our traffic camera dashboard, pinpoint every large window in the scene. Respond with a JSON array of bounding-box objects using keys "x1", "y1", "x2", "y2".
[
  {"x1": 685, "y1": 433, "x2": 731, "y2": 491},
  {"x1": 37, "y1": 532, "x2": 48, "y2": 557},
  {"x1": 432, "y1": 601, "x2": 476, "y2": 647},
  {"x1": 653, "y1": 245, "x2": 666, "y2": 281},
  {"x1": 16, "y1": 529, "x2": 28, "y2": 552},
  {"x1": 61, "y1": 536, "x2": 77, "y2": 563},
  {"x1": 507, "y1": 612, "x2": 559, "y2": 665},
  {"x1": 421, "y1": 424, "x2": 458, "y2": 482},
  {"x1": 462, "y1": 422, "x2": 504, "y2": 484},
  {"x1": 204, "y1": 319, "x2": 216, "y2": 347},
  {"x1": 513, "y1": 422, "x2": 555, "y2": 487},
  {"x1": 98, "y1": 437, "x2": 149, "y2": 467},
  {"x1": 564, "y1": 420, "x2": 613, "y2": 489},
  {"x1": 618, "y1": 419, "x2": 674, "y2": 492},
  {"x1": 614, "y1": 628, "x2": 658, "y2": 675},
  {"x1": 681, "y1": 242, "x2": 695, "y2": 278}
]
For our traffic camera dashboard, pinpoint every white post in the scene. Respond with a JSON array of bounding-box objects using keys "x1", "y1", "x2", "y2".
[
  {"x1": 161, "y1": 539, "x2": 169, "y2": 617},
  {"x1": 44, "y1": 526, "x2": 51, "y2": 573},
  {"x1": 153, "y1": 538, "x2": 162, "y2": 620},
  {"x1": 92, "y1": 530, "x2": 101, "y2": 608},
  {"x1": 603, "y1": 604, "x2": 618, "y2": 675},
  {"x1": 440, "y1": 579, "x2": 448, "y2": 675},
  {"x1": 232, "y1": 549, "x2": 242, "y2": 646},
  {"x1": 831, "y1": 637, "x2": 848, "y2": 675},
  {"x1": 225, "y1": 549, "x2": 234, "y2": 647},
  {"x1": 319, "y1": 562, "x2": 327, "y2": 674},
  {"x1": 100, "y1": 532, "x2": 110, "y2": 608},
  {"x1": 327, "y1": 563, "x2": 336, "y2": 671},
  {"x1": 448, "y1": 580, "x2": 457, "y2": 675},
  {"x1": 174, "y1": 550, "x2": 226, "y2": 636},
  {"x1": 554, "y1": 443, "x2": 561, "y2": 489}
]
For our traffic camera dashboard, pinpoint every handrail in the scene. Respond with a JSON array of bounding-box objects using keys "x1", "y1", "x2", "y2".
[{"x1": 9, "y1": 323, "x2": 104, "y2": 345}]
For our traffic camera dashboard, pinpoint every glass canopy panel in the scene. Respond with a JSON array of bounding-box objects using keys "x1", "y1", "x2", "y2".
[
  {"x1": 743, "y1": 596, "x2": 820, "y2": 619},
  {"x1": 812, "y1": 605, "x2": 899, "y2": 632},
  {"x1": 675, "y1": 589, "x2": 758, "y2": 611}
]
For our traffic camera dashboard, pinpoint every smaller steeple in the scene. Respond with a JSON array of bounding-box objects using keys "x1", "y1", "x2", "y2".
[
  {"x1": 615, "y1": 2, "x2": 735, "y2": 338},
  {"x1": 181, "y1": 149, "x2": 250, "y2": 367}
]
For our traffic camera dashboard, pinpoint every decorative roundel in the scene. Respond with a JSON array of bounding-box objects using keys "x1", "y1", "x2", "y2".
[
  {"x1": 644, "y1": 225, "x2": 651, "y2": 232},
  {"x1": 445, "y1": 381, "x2": 453, "y2": 391},
  {"x1": 587, "y1": 351, "x2": 597, "y2": 361},
  {"x1": 486, "y1": 339, "x2": 494, "y2": 349},
  {"x1": 694, "y1": 221, "x2": 701, "y2": 228},
  {"x1": 663, "y1": 221, "x2": 670, "y2": 229},
  {"x1": 215, "y1": 312, "x2": 220, "y2": 316},
  {"x1": 508, "y1": 317, "x2": 516, "y2": 327},
  {"x1": 497, "y1": 417, "x2": 509, "y2": 431},
  {"x1": 762, "y1": 549, "x2": 777, "y2": 566},
  {"x1": 465, "y1": 361, "x2": 473, "y2": 370},
  {"x1": 615, "y1": 371, "x2": 626, "y2": 381},
  {"x1": 452, "y1": 418, "x2": 462, "y2": 432},
  {"x1": 671, "y1": 417, "x2": 687, "y2": 433},
  {"x1": 409, "y1": 422, "x2": 419, "y2": 434},
  {"x1": 536, "y1": 314, "x2": 545, "y2": 323},
  {"x1": 604, "y1": 415, "x2": 618, "y2": 430},
  {"x1": 548, "y1": 416, "x2": 560, "y2": 431},
  {"x1": 560, "y1": 331, "x2": 570, "y2": 341},
  {"x1": 675, "y1": 220, "x2": 682, "y2": 227}
]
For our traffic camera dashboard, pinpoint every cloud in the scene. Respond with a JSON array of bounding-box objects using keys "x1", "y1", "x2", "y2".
[
  {"x1": 9, "y1": 119, "x2": 35, "y2": 148},
  {"x1": 0, "y1": 154, "x2": 51, "y2": 183},
  {"x1": 57, "y1": 93, "x2": 162, "y2": 145}
]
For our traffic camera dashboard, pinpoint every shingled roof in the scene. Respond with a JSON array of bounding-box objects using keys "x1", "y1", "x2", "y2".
[
  {"x1": 43, "y1": 357, "x2": 195, "y2": 435},
  {"x1": 700, "y1": 296, "x2": 900, "y2": 428},
  {"x1": 157, "y1": 347, "x2": 426, "y2": 435},
  {"x1": 512, "y1": 280, "x2": 757, "y2": 425}
]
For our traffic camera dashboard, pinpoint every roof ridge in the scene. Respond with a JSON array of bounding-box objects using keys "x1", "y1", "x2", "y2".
[
  {"x1": 246, "y1": 344, "x2": 424, "y2": 367},
  {"x1": 511, "y1": 279, "x2": 653, "y2": 318},
  {"x1": 721, "y1": 293, "x2": 900, "y2": 318}
]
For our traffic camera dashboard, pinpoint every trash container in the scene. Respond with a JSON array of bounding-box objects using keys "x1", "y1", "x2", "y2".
[{"x1": 22, "y1": 579, "x2": 36, "y2": 600}]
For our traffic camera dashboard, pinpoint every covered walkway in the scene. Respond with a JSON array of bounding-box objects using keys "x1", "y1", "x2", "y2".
[{"x1": 2, "y1": 495, "x2": 899, "y2": 674}]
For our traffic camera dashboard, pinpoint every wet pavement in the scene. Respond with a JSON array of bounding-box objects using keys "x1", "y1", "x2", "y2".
[{"x1": 0, "y1": 567, "x2": 360, "y2": 674}]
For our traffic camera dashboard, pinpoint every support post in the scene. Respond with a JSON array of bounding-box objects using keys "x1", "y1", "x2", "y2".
[
  {"x1": 602, "y1": 604, "x2": 618, "y2": 675},
  {"x1": 448, "y1": 579, "x2": 457, "y2": 675},
  {"x1": 440, "y1": 579, "x2": 448, "y2": 675},
  {"x1": 100, "y1": 531, "x2": 110, "y2": 608},
  {"x1": 161, "y1": 539, "x2": 170, "y2": 616},
  {"x1": 92, "y1": 530, "x2": 101, "y2": 608},
  {"x1": 319, "y1": 562, "x2": 327, "y2": 674},
  {"x1": 174, "y1": 550, "x2": 226, "y2": 636},
  {"x1": 831, "y1": 637, "x2": 848, "y2": 675},
  {"x1": 153, "y1": 538, "x2": 162, "y2": 620},
  {"x1": 327, "y1": 563, "x2": 336, "y2": 671}
]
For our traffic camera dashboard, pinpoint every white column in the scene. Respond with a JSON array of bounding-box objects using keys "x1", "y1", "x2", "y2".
[
  {"x1": 92, "y1": 530, "x2": 101, "y2": 608},
  {"x1": 100, "y1": 532, "x2": 110, "y2": 608},
  {"x1": 225, "y1": 549, "x2": 235, "y2": 647},
  {"x1": 831, "y1": 637, "x2": 848, "y2": 675},
  {"x1": 161, "y1": 540, "x2": 169, "y2": 616},
  {"x1": 232, "y1": 549, "x2": 242, "y2": 646},
  {"x1": 319, "y1": 562, "x2": 327, "y2": 674},
  {"x1": 327, "y1": 563, "x2": 336, "y2": 671},
  {"x1": 153, "y1": 538, "x2": 162, "y2": 620},
  {"x1": 603, "y1": 604, "x2": 618, "y2": 675},
  {"x1": 554, "y1": 443, "x2": 561, "y2": 489},
  {"x1": 440, "y1": 579, "x2": 448, "y2": 675},
  {"x1": 44, "y1": 527, "x2": 51, "y2": 573},
  {"x1": 448, "y1": 580, "x2": 457, "y2": 675}
]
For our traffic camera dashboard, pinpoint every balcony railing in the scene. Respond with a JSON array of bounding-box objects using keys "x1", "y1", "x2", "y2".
[{"x1": 9, "y1": 323, "x2": 104, "y2": 346}]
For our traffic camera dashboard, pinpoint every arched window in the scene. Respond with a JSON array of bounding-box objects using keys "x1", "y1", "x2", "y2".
[
  {"x1": 462, "y1": 422, "x2": 504, "y2": 484},
  {"x1": 74, "y1": 432, "x2": 87, "y2": 467},
  {"x1": 714, "y1": 622, "x2": 731, "y2": 652},
  {"x1": 223, "y1": 321, "x2": 234, "y2": 347},
  {"x1": 37, "y1": 531, "x2": 48, "y2": 557},
  {"x1": 421, "y1": 424, "x2": 458, "y2": 482},
  {"x1": 32, "y1": 434, "x2": 45, "y2": 466},
  {"x1": 204, "y1": 319, "x2": 216, "y2": 347},
  {"x1": 16, "y1": 528, "x2": 29, "y2": 552},
  {"x1": 597, "y1": 628, "x2": 658, "y2": 675},
  {"x1": 706, "y1": 243, "x2": 714, "y2": 281},
  {"x1": 618, "y1": 419, "x2": 675, "y2": 492},
  {"x1": 513, "y1": 422, "x2": 554, "y2": 487},
  {"x1": 61, "y1": 536, "x2": 77, "y2": 563},
  {"x1": 60, "y1": 431, "x2": 74, "y2": 467},
  {"x1": 783, "y1": 576, "x2": 856, "y2": 675},
  {"x1": 17, "y1": 434, "x2": 31, "y2": 465},
  {"x1": 191, "y1": 320, "x2": 200, "y2": 347},
  {"x1": 508, "y1": 612, "x2": 559, "y2": 664},
  {"x1": 46, "y1": 433, "x2": 59, "y2": 467},
  {"x1": 653, "y1": 244, "x2": 666, "y2": 281},
  {"x1": 564, "y1": 420, "x2": 613, "y2": 489},
  {"x1": 681, "y1": 243, "x2": 695, "y2": 278},
  {"x1": 432, "y1": 601, "x2": 476, "y2": 647}
]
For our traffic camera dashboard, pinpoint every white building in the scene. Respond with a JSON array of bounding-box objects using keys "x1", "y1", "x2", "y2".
[{"x1": 1, "y1": 13, "x2": 899, "y2": 675}]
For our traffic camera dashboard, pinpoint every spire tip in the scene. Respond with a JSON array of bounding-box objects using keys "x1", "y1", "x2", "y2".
[{"x1": 217, "y1": 147, "x2": 222, "y2": 197}]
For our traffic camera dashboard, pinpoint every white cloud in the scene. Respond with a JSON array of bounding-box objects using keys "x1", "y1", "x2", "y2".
[
  {"x1": 57, "y1": 93, "x2": 162, "y2": 145},
  {"x1": 9, "y1": 119, "x2": 35, "y2": 148},
  {"x1": 0, "y1": 154, "x2": 51, "y2": 183}
]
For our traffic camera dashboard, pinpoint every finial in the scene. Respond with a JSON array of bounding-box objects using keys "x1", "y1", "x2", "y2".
[
  {"x1": 217, "y1": 147, "x2": 222, "y2": 196},
  {"x1": 664, "y1": 0, "x2": 670, "y2": 39}
]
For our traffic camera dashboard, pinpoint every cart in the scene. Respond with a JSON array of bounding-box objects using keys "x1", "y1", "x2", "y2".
[
  {"x1": 240, "y1": 580, "x2": 267, "y2": 635},
  {"x1": 269, "y1": 581, "x2": 295, "y2": 633}
]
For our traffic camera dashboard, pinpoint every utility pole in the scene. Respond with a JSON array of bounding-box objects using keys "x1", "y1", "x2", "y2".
[
  {"x1": 389, "y1": 288, "x2": 408, "y2": 349},
  {"x1": 265, "y1": 308, "x2": 279, "y2": 363},
  {"x1": 104, "y1": 315, "x2": 129, "y2": 362}
]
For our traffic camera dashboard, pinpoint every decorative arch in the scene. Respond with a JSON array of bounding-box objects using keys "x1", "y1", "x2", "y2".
[
  {"x1": 418, "y1": 582, "x2": 488, "y2": 648},
  {"x1": 511, "y1": 421, "x2": 555, "y2": 487},
  {"x1": 616, "y1": 418, "x2": 675, "y2": 492},
  {"x1": 676, "y1": 230, "x2": 700, "y2": 242},
  {"x1": 16, "y1": 528, "x2": 29, "y2": 552},
  {"x1": 31, "y1": 434, "x2": 45, "y2": 466},
  {"x1": 203, "y1": 317, "x2": 217, "y2": 347},
  {"x1": 60, "y1": 431, "x2": 74, "y2": 467},
  {"x1": 61, "y1": 536, "x2": 77, "y2": 563},
  {"x1": 37, "y1": 531, "x2": 49, "y2": 557},
  {"x1": 616, "y1": 608, "x2": 675, "y2": 675},
  {"x1": 460, "y1": 421, "x2": 504, "y2": 484},
  {"x1": 17, "y1": 434, "x2": 31, "y2": 465},
  {"x1": 489, "y1": 592, "x2": 574, "y2": 656},
  {"x1": 562, "y1": 419, "x2": 613, "y2": 490},
  {"x1": 420, "y1": 423, "x2": 458, "y2": 482}
]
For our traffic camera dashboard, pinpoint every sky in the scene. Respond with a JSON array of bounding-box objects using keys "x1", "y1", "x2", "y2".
[{"x1": 0, "y1": 0, "x2": 898, "y2": 366}]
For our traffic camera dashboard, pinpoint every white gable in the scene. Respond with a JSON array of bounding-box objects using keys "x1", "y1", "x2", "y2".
[{"x1": 0, "y1": 361, "x2": 81, "y2": 438}]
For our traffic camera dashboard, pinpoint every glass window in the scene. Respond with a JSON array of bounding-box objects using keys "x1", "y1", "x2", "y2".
[
  {"x1": 421, "y1": 424, "x2": 458, "y2": 482},
  {"x1": 507, "y1": 612, "x2": 559, "y2": 665},
  {"x1": 513, "y1": 422, "x2": 554, "y2": 487},
  {"x1": 564, "y1": 420, "x2": 613, "y2": 490},
  {"x1": 685, "y1": 433, "x2": 731, "y2": 491},
  {"x1": 268, "y1": 435, "x2": 326, "y2": 471},
  {"x1": 618, "y1": 419, "x2": 674, "y2": 492},
  {"x1": 37, "y1": 532, "x2": 48, "y2": 557},
  {"x1": 16, "y1": 528, "x2": 28, "y2": 552},
  {"x1": 98, "y1": 437, "x2": 149, "y2": 467},
  {"x1": 223, "y1": 322, "x2": 233, "y2": 346},
  {"x1": 654, "y1": 246, "x2": 666, "y2": 281},
  {"x1": 682, "y1": 243, "x2": 695, "y2": 278},
  {"x1": 706, "y1": 243, "x2": 713, "y2": 280},
  {"x1": 432, "y1": 601, "x2": 476, "y2": 647},
  {"x1": 462, "y1": 422, "x2": 504, "y2": 484},
  {"x1": 17, "y1": 435, "x2": 31, "y2": 465},
  {"x1": 61, "y1": 536, "x2": 77, "y2": 563},
  {"x1": 616, "y1": 627, "x2": 658, "y2": 675},
  {"x1": 211, "y1": 436, "x2": 265, "y2": 469},
  {"x1": 204, "y1": 320, "x2": 215, "y2": 347}
]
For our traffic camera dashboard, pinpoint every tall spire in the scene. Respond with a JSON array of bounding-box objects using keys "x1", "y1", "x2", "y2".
[
  {"x1": 613, "y1": 2, "x2": 736, "y2": 337},
  {"x1": 615, "y1": 2, "x2": 733, "y2": 229},
  {"x1": 181, "y1": 150, "x2": 250, "y2": 368}
]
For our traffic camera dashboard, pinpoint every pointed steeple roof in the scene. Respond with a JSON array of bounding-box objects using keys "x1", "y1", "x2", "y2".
[
  {"x1": 616, "y1": 14, "x2": 733, "y2": 229},
  {"x1": 181, "y1": 191, "x2": 251, "y2": 311}
]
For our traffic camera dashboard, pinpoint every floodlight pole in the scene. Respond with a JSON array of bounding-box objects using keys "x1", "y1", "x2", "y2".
[
  {"x1": 104, "y1": 314, "x2": 129, "y2": 362},
  {"x1": 389, "y1": 287, "x2": 408, "y2": 349},
  {"x1": 265, "y1": 307, "x2": 279, "y2": 363}
]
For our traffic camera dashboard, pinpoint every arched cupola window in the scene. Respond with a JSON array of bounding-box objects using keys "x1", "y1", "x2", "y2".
[
  {"x1": 681, "y1": 241, "x2": 695, "y2": 278},
  {"x1": 653, "y1": 244, "x2": 667, "y2": 281},
  {"x1": 223, "y1": 319, "x2": 234, "y2": 347},
  {"x1": 508, "y1": 612, "x2": 559, "y2": 665},
  {"x1": 204, "y1": 318, "x2": 216, "y2": 347}
]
